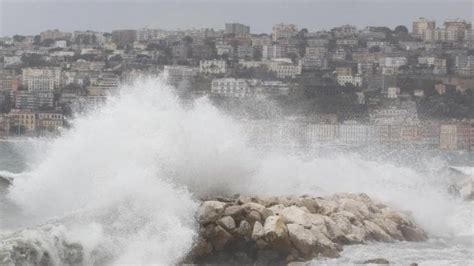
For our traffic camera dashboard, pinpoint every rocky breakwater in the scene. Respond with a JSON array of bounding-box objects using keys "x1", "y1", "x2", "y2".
[{"x1": 187, "y1": 193, "x2": 427, "y2": 264}]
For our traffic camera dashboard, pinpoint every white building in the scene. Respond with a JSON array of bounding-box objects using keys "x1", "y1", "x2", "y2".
[
  {"x1": 379, "y1": 57, "x2": 407, "y2": 68},
  {"x1": 199, "y1": 60, "x2": 227, "y2": 74},
  {"x1": 440, "y1": 125, "x2": 457, "y2": 150},
  {"x1": 337, "y1": 75, "x2": 363, "y2": 87},
  {"x1": 387, "y1": 87, "x2": 400, "y2": 99},
  {"x1": 211, "y1": 78, "x2": 255, "y2": 97},
  {"x1": 338, "y1": 123, "x2": 368, "y2": 144},
  {"x1": 163, "y1": 65, "x2": 199, "y2": 84},
  {"x1": 211, "y1": 78, "x2": 289, "y2": 97},
  {"x1": 22, "y1": 68, "x2": 61, "y2": 92},
  {"x1": 262, "y1": 44, "x2": 286, "y2": 60},
  {"x1": 216, "y1": 44, "x2": 234, "y2": 57},
  {"x1": 268, "y1": 59, "x2": 302, "y2": 79},
  {"x1": 272, "y1": 23, "x2": 298, "y2": 41}
]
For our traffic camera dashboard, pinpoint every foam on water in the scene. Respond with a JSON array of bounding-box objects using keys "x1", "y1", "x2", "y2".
[{"x1": 2, "y1": 77, "x2": 473, "y2": 264}]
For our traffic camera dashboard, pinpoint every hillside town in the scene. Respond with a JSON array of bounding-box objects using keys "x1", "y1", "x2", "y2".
[{"x1": 0, "y1": 19, "x2": 473, "y2": 150}]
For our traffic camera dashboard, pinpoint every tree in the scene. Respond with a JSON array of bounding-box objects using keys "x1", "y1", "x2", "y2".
[
  {"x1": 183, "y1": 36, "x2": 193, "y2": 45},
  {"x1": 297, "y1": 28, "x2": 308, "y2": 39},
  {"x1": 369, "y1": 46, "x2": 381, "y2": 53},
  {"x1": 41, "y1": 39, "x2": 55, "y2": 47},
  {"x1": 33, "y1": 35, "x2": 41, "y2": 45},
  {"x1": 394, "y1": 25, "x2": 409, "y2": 34},
  {"x1": 13, "y1": 35, "x2": 26, "y2": 42}
]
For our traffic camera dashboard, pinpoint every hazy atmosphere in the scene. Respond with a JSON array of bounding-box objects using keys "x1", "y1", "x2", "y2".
[
  {"x1": 0, "y1": 0, "x2": 473, "y2": 36},
  {"x1": 0, "y1": 0, "x2": 473, "y2": 265}
]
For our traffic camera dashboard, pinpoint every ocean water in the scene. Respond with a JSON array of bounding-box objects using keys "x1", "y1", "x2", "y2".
[{"x1": 0, "y1": 77, "x2": 472, "y2": 265}]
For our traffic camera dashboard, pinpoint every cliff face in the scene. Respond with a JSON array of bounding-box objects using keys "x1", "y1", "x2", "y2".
[{"x1": 187, "y1": 193, "x2": 427, "y2": 264}]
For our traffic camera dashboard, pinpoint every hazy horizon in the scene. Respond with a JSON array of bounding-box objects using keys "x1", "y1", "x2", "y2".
[{"x1": 0, "y1": 0, "x2": 472, "y2": 37}]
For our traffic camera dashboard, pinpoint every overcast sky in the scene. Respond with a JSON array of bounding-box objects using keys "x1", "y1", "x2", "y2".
[{"x1": 0, "y1": 0, "x2": 472, "y2": 37}]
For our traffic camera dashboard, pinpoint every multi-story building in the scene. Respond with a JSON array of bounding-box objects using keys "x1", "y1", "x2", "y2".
[
  {"x1": 440, "y1": 124, "x2": 458, "y2": 150},
  {"x1": 0, "y1": 115, "x2": 10, "y2": 136},
  {"x1": 338, "y1": 122, "x2": 368, "y2": 144},
  {"x1": 22, "y1": 68, "x2": 61, "y2": 92},
  {"x1": 211, "y1": 78, "x2": 256, "y2": 97},
  {"x1": 307, "y1": 38, "x2": 329, "y2": 47},
  {"x1": 251, "y1": 34, "x2": 272, "y2": 47},
  {"x1": 301, "y1": 56, "x2": 327, "y2": 69},
  {"x1": 0, "y1": 69, "x2": 19, "y2": 91},
  {"x1": 331, "y1": 25, "x2": 357, "y2": 37},
  {"x1": 191, "y1": 44, "x2": 215, "y2": 59},
  {"x1": 379, "y1": 57, "x2": 407, "y2": 68},
  {"x1": 111, "y1": 30, "x2": 137, "y2": 46},
  {"x1": 216, "y1": 44, "x2": 234, "y2": 57},
  {"x1": 237, "y1": 45, "x2": 254, "y2": 59},
  {"x1": 199, "y1": 60, "x2": 227, "y2": 74},
  {"x1": 444, "y1": 19, "x2": 472, "y2": 41},
  {"x1": 211, "y1": 78, "x2": 289, "y2": 97},
  {"x1": 305, "y1": 46, "x2": 327, "y2": 58},
  {"x1": 457, "y1": 123, "x2": 472, "y2": 150},
  {"x1": 163, "y1": 65, "x2": 199, "y2": 84},
  {"x1": 172, "y1": 44, "x2": 191, "y2": 61},
  {"x1": 7, "y1": 109, "x2": 36, "y2": 133},
  {"x1": 272, "y1": 23, "x2": 298, "y2": 41},
  {"x1": 455, "y1": 55, "x2": 474, "y2": 76},
  {"x1": 36, "y1": 112, "x2": 64, "y2": 135},
  {"x1": 336, "y1": 38, "x2": 358, "y2": 47},
  {"x1": 335, "y1": 67, "x2": 352, "y2": 76},
  {"x1": 337, "y1": 75, "x2": 363, "y2": 87},
  {"x1": 225, "y1": 23, "x2": 250, "y2": 35},
  {"x1": 423, "y1": 28, "x2": 448, "y2": 42},
  {"x1": 306, "y1": 124, "x2": 338, "y2": 144},
  {"x1": 370, "y1": 101, "x2": 419, "y2": 125},
  {"x1": 40, "y1": 29, "x2": 72, "y2": 41},
  {"x1": 412, "y1": 17, "x2": 436, "y2": 38},
  {"x1": 262, "y1": 44, "x2": 286, "y2": 60},
  {"x1": 268, "y1": 60, "x2": 302, "y2": 79},
  {"x1": 73, "y1": 30, "x2": 106, "y2": 45},
  {"x1": 12, "y1": 91, "x2": 54, "y2": 110}
]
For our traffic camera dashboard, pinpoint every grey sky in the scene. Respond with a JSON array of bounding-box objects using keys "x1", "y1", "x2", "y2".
[{"x1": 0, "y1": 0, "x2": 472, "y2": 37}]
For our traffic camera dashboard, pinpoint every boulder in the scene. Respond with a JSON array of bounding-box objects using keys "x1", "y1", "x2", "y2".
[
  {"x1": 217, "y1": 216, "x2": 236, "y2": 231},
  {"x1": 287, "y1": 223, "x2": 340, "y2": 258},
  {"x1": 223, "y1": 205, "x2": 245, "y2": 221},
  {"x1": 363, "y1": 220, "x2": 392, "y2": 242},
  {"x1": 247, "y1": 210, "x2": 262, "y2": 225},
  {"x1": 242, "y1": 202, "x2": 274, "y2": 220},
  {"x1": 280, "y1": 206, "x2": 325, "y2": 228},
  {"x1": 297, "y1": 198, "x2": 321, "y2": 214},
  {"x1": 399, "y1": 225, "x2": 427, "y2": 242},
  {"x1": 263, "y1": 216, "x2": 291, "y2": 253},
  {"x1": 197, "y1": 201, "x2": 226, "y2": 224},
  {"x1": 211, "y1": 225, "x2": 233, "y2": 251},
  {"x1": 236, "y1": 220, "x2": 252, "y2": 238},
  {"x1": 251, "y1": 221, "x2": 265, "y2": 240},
  {"x1": 362, "y1": 258, "x2": 390, "y2": 264}
]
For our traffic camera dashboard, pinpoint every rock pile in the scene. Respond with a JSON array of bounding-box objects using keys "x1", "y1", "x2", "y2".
[{"x1": 188, "y1": 193, "x2": 427, "y2": 264}]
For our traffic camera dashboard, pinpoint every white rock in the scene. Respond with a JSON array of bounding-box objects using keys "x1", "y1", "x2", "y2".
[
  {"x1": 363, "y1": 220, "x2": 392, "y2": 242},
  {"x1": 280, "y1": 206, "x2": 325, "y2": 228},
  {"x1": 252, "y1": 221, "x2": 265, "y2": 240},
  {"x1": 217, "y1": 216, "x2": 236, "y2": 231},
  {"x1": 263, "y1": 216, "x2": 288, "y2": 240},
  {"x1": 197, "y1": 201, "x2": 226, "y2": 224},
  {"x1": 287, "y1": 223, "x2": 339, "y2": 258},
  {"x1": 242, "y1": 202, "x2": 274, "y2": 219},
  {"x1": 263, "y1": 216, "x2": 291, "y2": 252}
]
